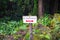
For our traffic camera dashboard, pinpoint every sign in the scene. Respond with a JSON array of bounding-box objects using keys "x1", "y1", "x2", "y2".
[{"x1": 23, "y1": 16, "x2": 37, "y2": 23}]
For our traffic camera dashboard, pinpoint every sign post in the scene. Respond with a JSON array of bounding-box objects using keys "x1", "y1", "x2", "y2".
[
  {"x1": 29, "y1": 23, "x2": 33, "y2": 40},
  {"x1": 23, "y1": 16, "x2": 37, "y2": 40}
]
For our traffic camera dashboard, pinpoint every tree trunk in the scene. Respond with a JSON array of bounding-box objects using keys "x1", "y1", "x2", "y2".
[
  {"x1": 49, "y1": 0, "x2": 58, "y2": 15},
  {"x1": 49, "y1": 0, "x2": 54, "y2": 15},
  {"x1": 53, "y1": 0, "x2": 58, "y2": 13},
  {"x1": 38, "y1": 0, "x2": 44, "y2": 18}
]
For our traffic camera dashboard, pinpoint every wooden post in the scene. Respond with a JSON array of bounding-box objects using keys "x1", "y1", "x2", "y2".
[{"x1": 29, "y1": 23, "x2": 33, "y2": 40}]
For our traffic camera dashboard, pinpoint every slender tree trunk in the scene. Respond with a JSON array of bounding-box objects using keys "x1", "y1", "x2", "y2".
[
  {"x1": 49, "y1": 0, "x2": 54, "y2": 15},
  {"x1": 38, "y1": 0, "x2": 44, "y2": 18},
  {"x1": 53, "y1": 0, "x2": 58, "y2": 13},
  {"x1": 49, "y1": 0, "x2": 58, "y2": 15}
]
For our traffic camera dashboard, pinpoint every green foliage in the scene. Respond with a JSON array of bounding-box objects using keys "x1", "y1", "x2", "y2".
[
  {"x1": 24, "y1": 33, "x2": 30, "y2": 40},
  {"x1": 50, "y1": 13, "x2": 60, "y2": 40},
  {"x1": 39, "y1": 34, "x2": 51, "y2": 40},
  {"x1": 38, "y1": 14, "x2": 51, "y2": 26},
  {"x1": 0, "y1": 21, "x2": 18, "y2": 35},
  {"x1": 0, "y1": 19, "x2": 28, "y2": 35},
  {"x1": 32, "y1": 13, "x2": 60, "y2": 40},
  {"x1": 0, "y1": 13, "x2": 60, "y2": 40}
]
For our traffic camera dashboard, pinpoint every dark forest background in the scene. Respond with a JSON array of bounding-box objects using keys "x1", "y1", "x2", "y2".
[{"x1": 0, "y1": 0, "x2": 60, "y2": 20}]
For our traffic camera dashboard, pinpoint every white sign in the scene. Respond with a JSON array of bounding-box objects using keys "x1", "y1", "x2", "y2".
[{"x1": 23, "y1": 16, "x2": 37, "y2": 23}]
